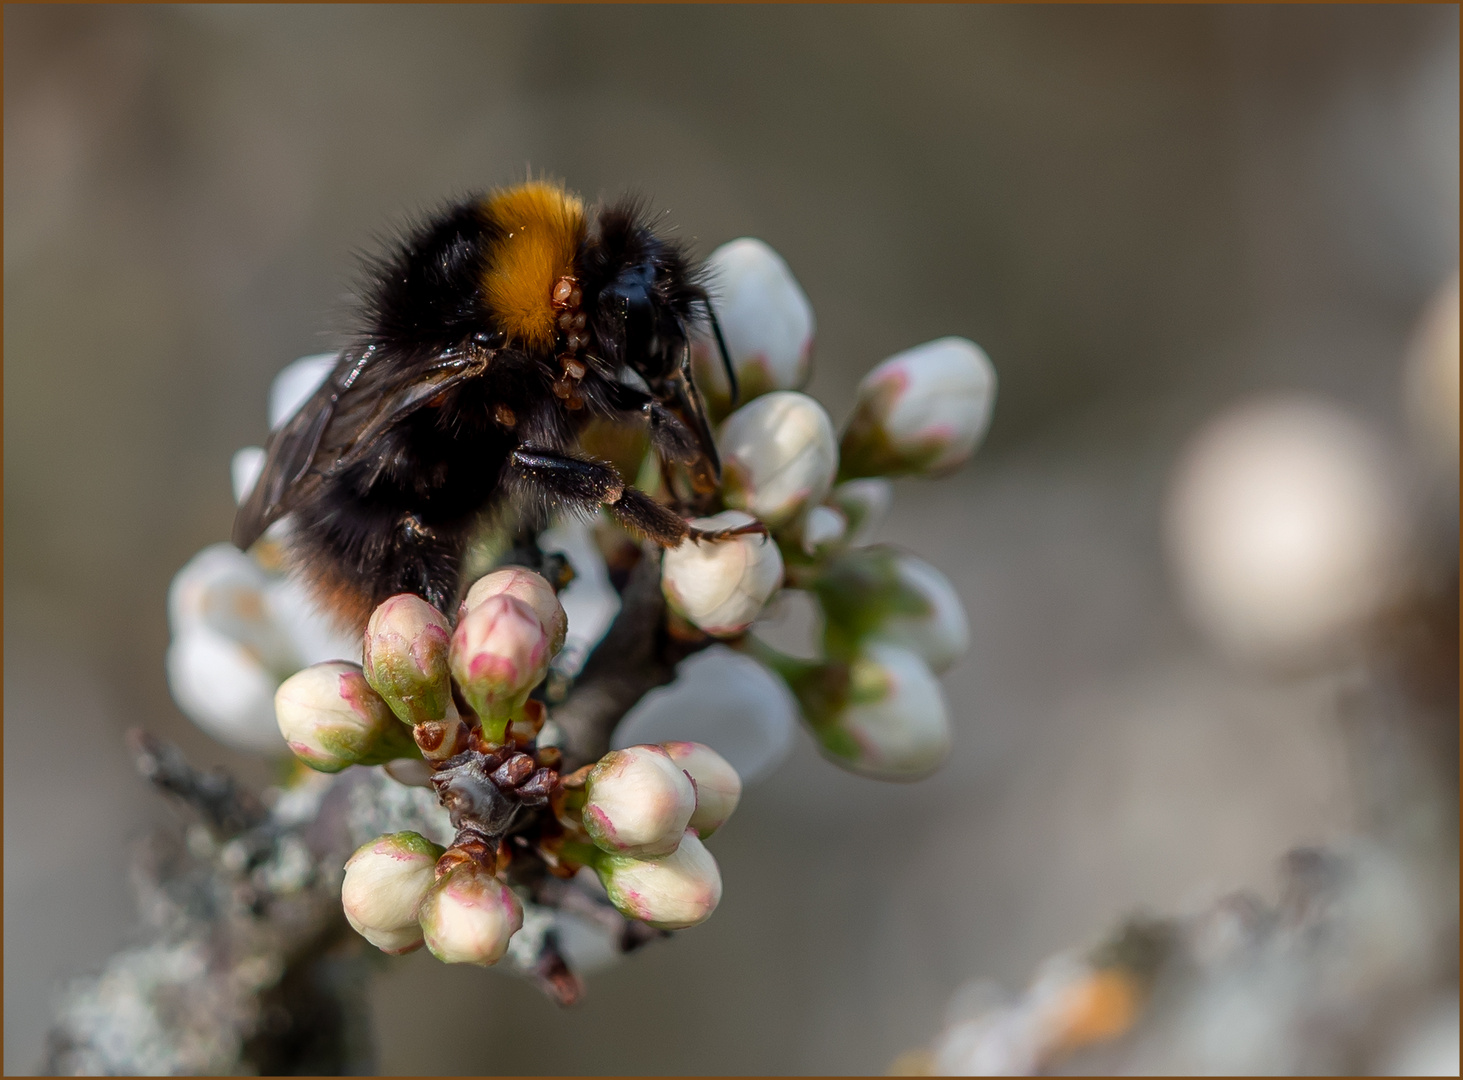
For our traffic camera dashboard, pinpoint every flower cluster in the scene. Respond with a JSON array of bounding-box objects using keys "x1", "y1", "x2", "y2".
[
  {"x1": 667, "y1": 238, "x2": 996, "y2": 780},
  {"x1": 167, "y1": 234, "x2": 997, "y2": 989},
  {"x1": 283, "y1": 566, "x2": 741, "y2": 969}
]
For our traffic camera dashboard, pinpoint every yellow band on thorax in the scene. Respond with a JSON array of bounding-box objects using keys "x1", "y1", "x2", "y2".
[{"x1": 480, "y1": 181, "x2": 587, "y2": 352}]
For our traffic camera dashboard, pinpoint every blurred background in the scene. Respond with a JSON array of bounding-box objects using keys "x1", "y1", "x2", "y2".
[{"x1": 5, "y1": 5, "x2": 1457, "y2": 1074}]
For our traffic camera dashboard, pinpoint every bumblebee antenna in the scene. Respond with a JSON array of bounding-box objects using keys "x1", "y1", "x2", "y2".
[{"x1": 705, "y1": 302, "x2": 739, "y2": 407}]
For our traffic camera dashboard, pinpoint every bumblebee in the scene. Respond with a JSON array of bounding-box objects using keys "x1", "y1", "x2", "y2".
[{"x1": 233, "y1": 180, "x2": 751, "y2": 628}]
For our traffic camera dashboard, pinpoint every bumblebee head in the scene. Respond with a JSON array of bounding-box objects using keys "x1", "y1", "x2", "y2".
[
  {"x1": 599, "y1": 262, "x2": 682, "y2": 385},
  {"x1": 598, "y1": 259, "x2": 721, "y2": 488}
]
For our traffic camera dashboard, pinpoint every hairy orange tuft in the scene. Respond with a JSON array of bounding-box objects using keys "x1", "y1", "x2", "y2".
[{"x1": 480, "y1": 181, "x2": 587, "y2": 352}]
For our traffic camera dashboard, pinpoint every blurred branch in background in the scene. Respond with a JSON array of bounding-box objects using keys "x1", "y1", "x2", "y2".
[{"x1": 902, "y1": 275, "x2": 1459, "y2": 1076}]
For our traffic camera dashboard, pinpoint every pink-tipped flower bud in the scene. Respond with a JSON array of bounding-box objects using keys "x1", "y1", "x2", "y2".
[
  {"x1": 274, "y1": 661, "x2": 415, "y2": 772},
  {"x1": 583, "y1": 744, "x2": 697, "y2": 857},
  {"x1": 720, "y1": 391, "x2": 839, "y2": 529},
  {"x1": 460, "y1": 566, "x2": 567, "y2": 655},
  {"x1": 341, "y1": 831, "x2": 443, "y2": 955},
  {"x1": 840, "y1": 338, "x2": 996, "y2": 480},
  {"x1": 662, "y1": 741, "x2": 742, "y2": 837},
  {"x1": 816, "y1": 643, "x2": 952, "y2": 781},
  {"x1": 418, "y1": 862, "x2": 524, "y2": 966},
  {"x1": 449, "y1": 594, "x2": 554, "y2": 740},
  {"x1": 662, "y1": 511, "x2": 784, "y2": 637},
  {"x1": 813, "y1": 545, "x2": 969, "y2": 674},
  {"x1": 362, "y1": 594, "x2": 452, "y2": 725},
  {"x1": 597, "y1": 830, "x2": 723, "y2": 930},
  {"x1": 689, "y1": 238, "x2": 815, "y2": 419}
]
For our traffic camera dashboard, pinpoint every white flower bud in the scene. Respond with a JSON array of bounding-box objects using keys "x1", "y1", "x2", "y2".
[
  {"x1": 341, "y1": 831, "x2": 443, "y2": 955},
  {"x1": 597, "y1": 830, "x2": 723, "y2": 930},
  {"x1": 418, "y1": 862, "x2": 524, "y2": 966},
  {"x1": 689, "y1": 238, "x2": 815, "y2": 417},
  {"x1": 830, "y1": 478, "x2": 893, "y2": 545},
  {"x1": 813, "y1": 545, "x2": 969, "y2": 674},
  {"x1": 363, "y1": 594, "x2": 452, "y2": 724},
  {"x1": 274, "y1": 661, "x2": 413, "y2": 772},
  {"x1": 662, "y1": 511, "x2": 784, "y2": 637},
  {"x1": 662, "y1": 741, "x2": 741, "y2": 838},
  {"x1": 816, "y1": 643, "x2": 951, "y2": 781},
  {"x1": 583, "y1": 744, "x2": 697, "y2": 857},
  {"x1": 840, "y1": 338, "x2": 996, "y2": 479},
  {"x1": 798, "y1": 505, "x2": 848, "y2": 558},
  {"x1": 1164, "y1": 396, "x2": 1410, "y2": 668},
  {"x1": 449, "y1": 594, "x2": 554, "y2": 738},
  {"x1": 460, "y1": 566, "x2": 568, "y2": 656},
  {"x1": 720, "y1": 391, "x2": 839, "y2": 529},
  {"x1": 875, "y1": 555, "x2": 970, "y2": 675}
]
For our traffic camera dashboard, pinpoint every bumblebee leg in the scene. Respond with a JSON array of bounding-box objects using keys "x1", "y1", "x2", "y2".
[
  {"x1": 686, "y1": 519, "x2": 770, "y2": 543},
  {"x1": 507, "y1": 448, "x2": 690, "y2": 548}
]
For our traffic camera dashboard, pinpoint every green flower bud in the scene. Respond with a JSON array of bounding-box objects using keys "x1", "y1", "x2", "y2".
[
  {"x1": 813, "y1": 545, "x2": 969, "y2": 673},
  {"x1": 449, "y1": 594, "x2": 555, "y2": 742},
  {"x1": 362, "y1": 594, "x2": 452, "y2": 725}
]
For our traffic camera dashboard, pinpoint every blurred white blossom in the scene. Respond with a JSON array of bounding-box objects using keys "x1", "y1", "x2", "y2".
[
  {"x1": 1165, "y1": 395, "x2": 1411, "y2": 667},
  {"x1": 166, "y1": 543, "x2": 358, "y2": 754},
  {"x1": 690, "y1": 238, "x2": 814, "y2": 417},
  {"x1": 612, "y1": 646, "x2": 797, "y2": 783},
  {"x1": 1403, "y1": 271, "x2": 1460, "y2": 488}
]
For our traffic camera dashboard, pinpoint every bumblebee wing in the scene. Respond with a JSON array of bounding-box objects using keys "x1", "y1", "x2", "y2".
[
  {"x1": 231, "y1": 352, "x2": 361, "y2": 550},
  {"x1": 231, "y1": 348, "x2": 487, "y2": 550},
  {"x1": 321, "y1": 353, "x2": 487, "y2": 476}
]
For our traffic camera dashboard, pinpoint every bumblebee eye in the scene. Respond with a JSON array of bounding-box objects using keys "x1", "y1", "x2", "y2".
[{"x1": 474, "y1": 329, "x2": 506, "y2": 349}]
